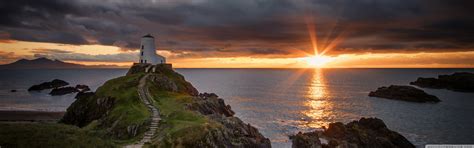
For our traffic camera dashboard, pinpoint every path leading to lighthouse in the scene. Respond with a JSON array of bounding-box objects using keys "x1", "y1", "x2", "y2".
[{"x1": 125, "y1": 74, "x2": 160, "y2": 148}]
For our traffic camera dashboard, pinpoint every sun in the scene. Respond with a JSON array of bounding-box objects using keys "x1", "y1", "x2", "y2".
[{"x1": 306, "y1": 55, "x2": 333, "y2": 67}]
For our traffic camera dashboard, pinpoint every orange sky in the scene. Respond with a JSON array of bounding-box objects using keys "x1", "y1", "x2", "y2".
[{"x1": 1, "y1": 40, "x2": 473, "y2": 68}]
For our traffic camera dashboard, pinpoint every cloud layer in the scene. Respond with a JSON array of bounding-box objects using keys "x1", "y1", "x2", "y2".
[{"x1": 1, "y1": 0, "x2": 474, "y2": 59}]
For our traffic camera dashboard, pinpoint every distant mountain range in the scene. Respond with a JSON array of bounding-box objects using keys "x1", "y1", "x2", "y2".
[{"x1": 0, "y1": 58, "x2": 125, "y2": 69}]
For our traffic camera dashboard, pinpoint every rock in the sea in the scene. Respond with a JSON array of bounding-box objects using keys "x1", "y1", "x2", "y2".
[
  {"x1": 410, "y1": 72, "x2": 474, "y2": 92},
  {"x1": 10, "y1": 89, "x2": 17, "y2": 92},
  {"x1": 75, "y1": 84, "x2": 90, "y2": 92},
  {"x1": 369, "y1": 85, "x2": 440, "y2": 103},
  {"x1": 28, "y1": 79, "x2": 69, "y2": 91},
  {"x1": 49, "y1": 87, "x2": 79, "y2": 96},
  {"x1": 290, "y1": 117, "x2": 415, "y2": 148}
]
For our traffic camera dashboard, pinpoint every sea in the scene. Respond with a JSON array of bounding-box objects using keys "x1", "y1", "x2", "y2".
[{"x1": 1, "y1": 68, "x2": 473, "y2": 147}]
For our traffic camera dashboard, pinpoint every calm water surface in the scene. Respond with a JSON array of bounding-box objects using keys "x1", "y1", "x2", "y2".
[{"x1": 1, "y1": 68, "x2": 473, "y2": 147}]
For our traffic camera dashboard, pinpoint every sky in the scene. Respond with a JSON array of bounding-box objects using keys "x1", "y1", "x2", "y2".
[{"x1": 0, "y1": 0, "x2": 473, "y2": 68}]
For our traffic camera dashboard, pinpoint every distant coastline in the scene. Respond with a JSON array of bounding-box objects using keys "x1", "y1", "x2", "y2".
[{"x1": 0, "y1": 57, "x2": 126, "y2": 69}]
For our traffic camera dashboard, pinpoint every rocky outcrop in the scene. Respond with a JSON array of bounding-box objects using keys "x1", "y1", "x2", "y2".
[
  {"x1": 180, "y1": 92, "x2": 269, "y2": 147},
  {"x1": 146, "y1": 67, "x2": 199, "y2": 96},
  {"x1": 410, "y1": 72, "x2": 474, "y2": 92},
  {"x1": 49, "y1": 87, "x2": 79, "y2": 96},
  {"x1": 187, "y1": 93, "x2": 235, "y2": 117},
  {"x1": 290, "y1": 118, "x2": 415, "y2": 148},
  {"x1": 369, "y1": 85, "x2": 440, "y2": 103},
  {"x1": 198, "y1": 115, "x2": 271, "y2": 148},
  {"x1": 28, "y1": 79, "x2": 68, "y2": 91},
  {"x1": 60, "y1": 95, "x2": 116, "y2": 127},
  {"x1": 62, "y1": 64, "x2": 269, "y2": 146}
]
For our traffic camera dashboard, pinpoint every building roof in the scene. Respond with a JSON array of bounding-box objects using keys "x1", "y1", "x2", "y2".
[{"x1": 142, "y1": 34, "x2": 154, "y2": 38}]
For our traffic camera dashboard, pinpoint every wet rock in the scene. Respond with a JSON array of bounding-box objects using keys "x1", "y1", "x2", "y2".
[
  {"x1": 369, "y1": 85, "x2": 440, "y2": 103},
  {"x1": 49, "y1": 87, "x2": 79, "y2": 96},
  {"x1": 28, "y1": 79, "x2": 69, "y2": 91},
  {"x1": 410, "y1": 72, "x2": 474, "y2": 92},
  {"x1": 10, "y1": 89, "x2": 17, "y2": 92},
  {"x1": 290, "y1": 117, "x2": 415, "y2": 148}
]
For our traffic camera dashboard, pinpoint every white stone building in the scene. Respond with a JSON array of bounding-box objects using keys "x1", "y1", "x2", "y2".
[{"x1": 139, "y1": 34, "x2": 166, "y2": 64}]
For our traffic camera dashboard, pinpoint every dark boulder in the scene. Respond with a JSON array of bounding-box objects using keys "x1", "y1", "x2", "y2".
[
  {"x1": 290, "y1": 117, "x2": 415, "y2": 148},
  {"x1": 10, "y1": 89, "x2": 17, "y2": 92},
  {"x1": 369, "y1": 85, "x2": 440, "y2": 103},
  {"x1": 49, "y1": 87, "x2": 78, "y2": 96},
  {"x1": 28, "y1": 79, "x2": 69, "y2": 91},
  {"x1": 289, "y1": 132, "x2": 322, "y2": 148},
  {"x1": 75, "y1": 84, "x2": 91, "y2": 92},
  {"x1": 410, "y1": 72, "x2": 474, "y2": 92}
]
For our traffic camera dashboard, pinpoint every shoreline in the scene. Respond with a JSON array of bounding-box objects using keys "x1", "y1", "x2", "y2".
[{"x1": 0, "y1": 110, "x2": 64, "y2": 122}]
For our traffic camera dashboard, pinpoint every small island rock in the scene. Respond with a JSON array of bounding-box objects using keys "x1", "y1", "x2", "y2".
[
  {"x1": 28, "y1": 79, "x2": 69, "y2": 91},
  {"x1": 410, "y1": 72, "x2": 474, "y2": 92},
  {"x1": 290, "y1": 117, "x2": 415, "y2": 148},
  {"x1": 369, "y1": 85, "x2": 440, "y2": 103},
  {"x1": 49, "y1": 87, "x2": 79, "y2": 96}
]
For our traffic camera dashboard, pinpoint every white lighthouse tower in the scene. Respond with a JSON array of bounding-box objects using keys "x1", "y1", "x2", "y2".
[{"x1": 139, "y1": 34, "x2": 166, "y2": 64}]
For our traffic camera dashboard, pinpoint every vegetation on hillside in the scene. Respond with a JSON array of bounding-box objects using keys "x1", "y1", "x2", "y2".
[
  {"x1": 147, "y1": 89, "x2": 221, "y2": 147},
  {"x1": 1, "y1": 64, "x2": 271, "y2": 147},
  {"x1": 0, "y1": 123, "x2": 116, "y2": 147}
]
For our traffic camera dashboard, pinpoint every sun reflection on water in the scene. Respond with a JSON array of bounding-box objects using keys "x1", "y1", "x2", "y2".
[{"x1": 302, "y1": 68, "x2": 334, "y2": 128}]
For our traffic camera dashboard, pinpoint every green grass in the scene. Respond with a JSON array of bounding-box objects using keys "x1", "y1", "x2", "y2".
[
  {"x1": 148, "y1": 85, "x2": 221, "y2": 147},
  {"x1": 0, "y1": 123, "x2": 117, "y2": 148},
  {"x1": 94, "y1": 73, "x2": 151, "y2": 142}
]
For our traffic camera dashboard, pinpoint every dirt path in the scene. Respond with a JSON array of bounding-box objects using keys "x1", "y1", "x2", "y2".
[{"x1": 125, "y1": 74, "x2": 160, "y2": 148}]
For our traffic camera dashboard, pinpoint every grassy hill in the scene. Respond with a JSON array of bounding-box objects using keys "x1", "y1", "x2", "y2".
[{"x1": 0, "y1": 64, "x2": 270, "y2": 147}]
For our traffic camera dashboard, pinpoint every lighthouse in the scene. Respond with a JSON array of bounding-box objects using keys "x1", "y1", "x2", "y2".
[{"x1": 139, "y1": 34, "x2": 166, "y2": 64}]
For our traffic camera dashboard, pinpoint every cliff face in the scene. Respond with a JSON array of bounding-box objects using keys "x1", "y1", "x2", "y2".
[{"x1": 61, "y1": 64, "x2": 271, "y2": 147}]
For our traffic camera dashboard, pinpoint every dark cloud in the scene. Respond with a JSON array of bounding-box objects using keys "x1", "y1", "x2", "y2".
[{"x1": 1, "y1": 0, "x2": 474, "y2": 58}]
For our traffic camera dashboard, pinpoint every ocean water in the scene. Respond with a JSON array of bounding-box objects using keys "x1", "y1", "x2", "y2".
[{"x1": 1, "y1": 68, "x2": 473, "y2": 147}]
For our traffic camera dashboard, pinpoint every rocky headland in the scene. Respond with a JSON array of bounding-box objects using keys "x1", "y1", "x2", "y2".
[
  {"x1": 290, "y1": 117, "x2": 415, "y2": 148},
  {"x1": 410, "y1": 72, "x2": 474, "y2": 92},
  {"x1": 60, "y1": 63, "x2": 271, "y2": 147},
  {"x1": 369, "y1": 85, "x2": 440, "y2": 103}
]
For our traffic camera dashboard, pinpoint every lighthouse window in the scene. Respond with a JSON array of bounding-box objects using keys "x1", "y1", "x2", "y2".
[
  {"x1": 141, "y1": 51, "x2": 143, "y2": 56},
  {"x1": 141, "y1": 45, "x2": 144, "y2": 49}
]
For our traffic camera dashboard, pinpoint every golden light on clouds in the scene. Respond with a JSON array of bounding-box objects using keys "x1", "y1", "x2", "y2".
[
  {"x1": 0, "y1": 40, "x2": 123, "y2": 55},
  {"x1": 1, "y1": 40, "x2": 474, "y2": 68}
]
